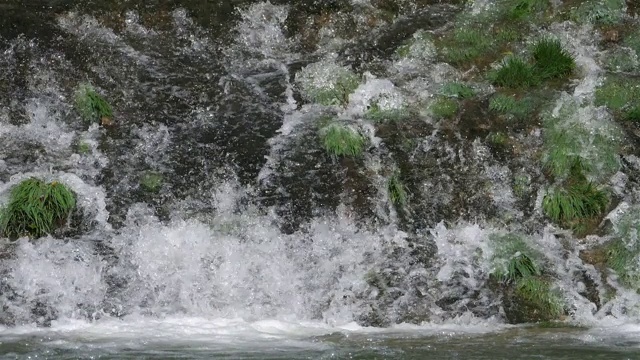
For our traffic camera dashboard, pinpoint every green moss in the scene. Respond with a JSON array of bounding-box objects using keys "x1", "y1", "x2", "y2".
[
  {"x1": 430, "y1": 97, "x2": 459, "y2": 119},
  {"x1": 75, "y1": 141, "x2": 91, "y2": 155},
  {"x1": 595, "y1": 77, "x2": 640, "y2": 111},
  {"x1": 490, "y1": 57, "x2": 538, "y2": 89},
  {"x1": 542, "y1": 182, "x2": 608, "y2": 225},
  {"x1": 439, "y1": 28, "x2": 493, "y2": 65},
  {"x1": 0, "y1": 178, "x2": 76, "y2": 239},
  {"x1": 320, "y1": 123, "x2": 366, "y2": 157},
  {"x1": 605, "y1": 48, "x2": 639, "y2": 73},
  {"x1": 74, "y1": 83, "x2": 113, "y2": 123},
  {"x1": 624, "y1": 29, "x2": 640, "y2": 58},
  {"x1": 440, "y1": 82, "x2": 475, "y2": 99},
  {"x1": 487, "y1": 131, "x2": 509, "y2": 147},
  {"x1": 387, "y1": 172, "x2": 408, "y2": 207},
  {"x1": 140, "y1": 172, "x2": 163, "y2": 192},
  {"x1": 531, "y1": 37, "x2": 575, "y2": 80},
  {"x1": 570, "y1": 0, "x2": 626, "y2": 26}
]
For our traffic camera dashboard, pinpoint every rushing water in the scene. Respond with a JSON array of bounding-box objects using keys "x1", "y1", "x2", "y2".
[{"x1": 2, "y1": 0, "x2": 640, "y2": 358}]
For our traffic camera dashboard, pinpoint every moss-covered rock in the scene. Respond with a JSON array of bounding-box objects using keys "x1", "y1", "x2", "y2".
[{"x1": 0, "y1": 178, "x2": 76, "y2": 239}]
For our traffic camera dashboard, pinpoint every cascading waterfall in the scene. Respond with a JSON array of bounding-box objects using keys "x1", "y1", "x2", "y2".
[{"x1": 2, "y1": 0, "x2": 640, "y2": 358}]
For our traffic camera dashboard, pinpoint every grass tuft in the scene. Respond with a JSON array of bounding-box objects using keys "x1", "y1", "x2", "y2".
[
  {"x1": 387, "y1": 172, "x2": 408, "y2": 207},
  {"x1": 542, "y1": 182, "x2": 608, "y2": 225},
  {"x1": 440, "y1": 28, "x2": 493, "y2": 65},
  {"x1": 440, "y1": 82, "x2": 475, "y2": 99},
  {"x1": 531, "y1": 37, "x2": 575, "y2": 80},
  {"x1": 320, "y1": 123, "x2": 366, "y2": 157},
  {"x1": 490, "y1": 56, "x2": 538, "y2": 88},
  {"x1": 430, "y1": 97, "x2": 459, "y2": 119},
  {"x1": 74, "y1": 83, "x2": 113, "y2": 123},
  {"x1": 0, "y1": 178, "x2": 76, "y2": 239}
]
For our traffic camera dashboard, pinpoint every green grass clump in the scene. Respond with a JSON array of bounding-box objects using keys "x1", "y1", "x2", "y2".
[
  {"x1": 0, "y1": 178, "x2": 76, "y2": 239},
  {"x1": 542, "y1": 182, "x2": 608, "y2": 225},
  {"x1": 504, "y1": 0, "x2": 549, "y2": 20},
  {"x1": 439, "y1": 28, "x2": 493, "y2": 65},
  {"x1": 366, "y1": 101, "x2": 409, "y2": 122},
  {"x1": 74, "y1": 83, "x2": 113, "y2": 123},
  {"x1": 430, "y1": 97, "x2": 459, "y2": 119},
  {"x1": 514, "y1": 277, "x2": 564, "y2": 318},
  {"x1": 440, "y1": 82, "x2": 475, "y2": 99},
  {"x1": 489, "y1": 233, "x2": 564, "y2": 321},
  {"x1": 531, "y1": 38, "x2": 575, "y2": 80},
  {"x1": 489, "y1": 93, "x2": 534, "y2": 118},
  {"x1": 140, "y1": 172, "x2": 163, "y2": 192},
  {"x1": 490, "y1": 57, "x2": 538, "y2": 88},
  {"x1": 387, "y1": 172, "x2": 408, "y2": 206},
  {"x1": 320, "y1": 123, "x2": 366, "y2": 157},
  {"x1": 595, "y1": 77, "x2": 640, "y2": 122},
  {"x1": 296, "y1": 61, "x2": 361, "y2": 106}
]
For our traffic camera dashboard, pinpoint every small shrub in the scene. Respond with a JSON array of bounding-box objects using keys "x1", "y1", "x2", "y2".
[
  {"x1": 0, "y1": 178, "x2": 76, "y2": 239},
  {"x1": 531, "y1": 38, "x2": 575, "y2": 80},
  {"x1": 440, "y1": 82, "x2": 475, "y2": 99},
  {"x1": 542, "y1": 182, "x2": 608, "y2": 225},
  {"x1": 490, "y1": 57, "x2": 538, "y2": 88},
  {"x1": 74, "y1": 83, "x2": 113, "y2": 123},
  {"x1": 320, "y1": 123, "x2": 366, "y2": 157},
  {"x1": 387, "y1": 172, "x2": 408, "y2": 206},
  {"x1": 430, "y1": 97, "x2": 459, "y2": 119}
]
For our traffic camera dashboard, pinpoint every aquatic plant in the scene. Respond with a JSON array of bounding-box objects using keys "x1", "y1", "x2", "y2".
[
  {"x1": 531, "y1": 37, "x2": 575, "y2": 80},
  {"x1": 74, "y1": 83, "x2": 113, "y2": 123},
  {"x1": 387, "y1": 172, "x2": 408, "y2": 207},
  {"x1": 440, "y1": 82, "x2": 475, "y2": 99},
  {"x1": 320, "y1": 123, "x2": 366, "y2": 157},
  {"x1": 542, "y1": 182, "x2": 608, "y2": 225},
  {"x1": 489, "y1": 56, "x2": 538, "y2": 88},
  {"x1": 0, "y1": 178, "x2": 76, "y2": 239},
  {"x1": 140, "y1": 172, "x2": 163, "y2": 192},
  {"x1": 296, "y1": 60, "x2": 361, "y2": 106},
  {"x1": 430, "y1": 97, "x2": 459, "y2": 119}
]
